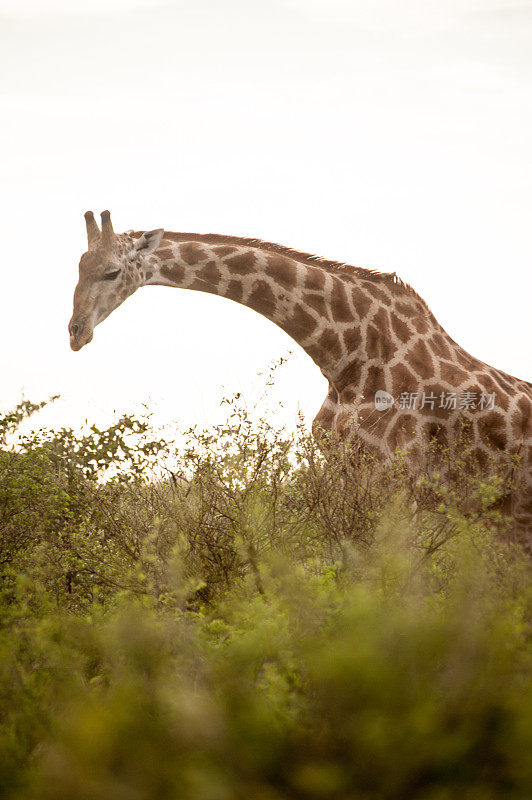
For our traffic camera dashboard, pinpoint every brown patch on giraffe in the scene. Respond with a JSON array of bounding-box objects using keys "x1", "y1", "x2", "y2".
[
  {"x1": 371, "y1": 306, "x2": 390, "y2": 332},
  {"x1": 390, "y1": 363, "x2": 418, "y2": 398},
  {"x1": 489, "y1": 369, "x2": 517, "y2": 395},
  {"x1": 157, "y1": 248, "x2": 175, "y2": 260},
  {"x1": 460, "y1": 383, "x2": 485, "y2": 412},
  {"x1": 313, "y1": 403, "x2": 336, "y2": 431},
  {"x1": 226, "y1": 250, "x2": 257, "y2": 275},
  {"x1": 365, "y1": 325, "x2": 380, "y2": 360},
  {"x1": 477, "y1": 410, "x2": 508, "y2": 451},
  {"x1": 370, "y1": 308, "x2": 397, "y2": 360},
  {"x1": 357, "y1": 403, "x2": 391, "y2": 440},
  {"x1": 212, "y1": 245, "x2": 238, "y2": 257},
  {"x1": 356, "y1": 404, "x2": 376, "y2": 426},
  {"x1": 305, "y1": 343, "x2": 322, "y2": 363},
  {"x1": 362, "y1": 281, "x2": 391, "y2": 305},
  {"x1": 494, "y1": 389, "x2": 510, "y2": 413},
  {"x1": 335, "y1": 409, "x2": 357, "y2": 435},
  {"x1": 187, "y1": 278, "x2": 218, "y2": 294},
  {"x1": 340, "y1": 387, "x2": 356, "y2": 403},
  {"x1": 517, "y1": 396, "x2": 531, "y2": 424},
  {"x1": 363, "y1": 365, "x2": 386, "y2": 399},
  {"x1": 179, "y1": 242, "x2": 207, "y2": 266},
  {"x1": 284, "y1": 303, "x2": 318, "y2": 341},
  {"x1": 225, "y1": 280, "x2": 243, "y2": 302},
  {"x1": 419, "y1": 384, "x2": 452, "y2": 418},
  {"x1": 330, "y1": 278, "x2": 353, "y2": 322},
  {"x1": 387, "y1": 413, "x2": 418, "y2": 450},
  {"x1": 336, "y1": 359, "x2": 363, "y2": 393},
  {"x1": 517, "y1": 379, "x2": 532, "y2": 394},
  {"x1": 390, "y1": 312, "x2": 412, "y2": 344},
  {"x1": 197, "y1": 260, "x2": 221, "y2": 285},
  {"x1": 413, "y1": 317, "x2": 430, "y2": 335},
  {"x1": 358, "y1": 432, "x2": 388, "y2": 459},
  {"x1": 472, "y1": 447, "x2": 489, "y2": 471},
  {"x1": 161, "y1": 263, "x2": 185, "y2": 283},
  {"x1": 510, "y1": 397, "x2": 531, "y2": 441},
  {"x1": 144, "y1": 271, "x2": 153, "y2": 281},
  {"x1": 314, "y1": 327, "x2": 343, "y2": 360},
  {"x1": 351, "y1": 289, "x2": 373, "y2": 319},
  {"x1": 395, "y1": 301, "x2": 414, "y2": 317},
  {"x1": 454, "y1": 415, "x2": 475, "y2": 444},
  {"x1": 265, "y1": 254, "x2": 298, "y2": 290},
  {"x1": 500, "y1": 375, "x2": 517, "y2": 394},
  {"x1": 189, "y1": 278, "x2": 218, "y2": 295},
  {"x1": 406, "y1": 339, "x2": 435, "y2": 378},
  {"x1": 427, "y1": 309, "x2": 439, "y2": 327},
  {"x1": 440, "y1": 361, "x2": 469, "y2": 386},
  {"x1": 429, "y1": 332, "x2": 453, "y2": 360},
  {"x1": 477, "y1": 373, "x2": 509, "y2": 412},
  {"x1": 304, "y1": 266, "x2": 326, "y2": 291},
  {"x1": 422, "y1": 421, "x2": 448, "y2": 448},
  {"x1": 342, "y1": 327, "x2": 362, "y2": 353},
  {"x1": 304, "y1": 292, "x2": 329, "y2": 319},
  {"x1": 247, "y1": 280, "x2": 277, "y2": 316}
]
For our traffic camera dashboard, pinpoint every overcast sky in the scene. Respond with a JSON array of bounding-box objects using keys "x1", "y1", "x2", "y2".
[{"x1": 1, "y1": 0, "x2": 531, "y2": 435}]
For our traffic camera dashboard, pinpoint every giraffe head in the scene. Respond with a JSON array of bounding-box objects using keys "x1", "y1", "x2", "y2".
[{"x1": 69, "y1": 210, "x2": 164, "y2": 351}]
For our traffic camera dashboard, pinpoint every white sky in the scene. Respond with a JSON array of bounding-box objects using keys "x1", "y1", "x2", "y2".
[{"x1": 1, "y1": 0, "x2": 531, "y2": 434}]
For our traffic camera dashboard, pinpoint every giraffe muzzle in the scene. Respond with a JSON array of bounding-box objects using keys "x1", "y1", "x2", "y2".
[{"x1": 69, "y1": 319, "x2": 93, "y2": 351}]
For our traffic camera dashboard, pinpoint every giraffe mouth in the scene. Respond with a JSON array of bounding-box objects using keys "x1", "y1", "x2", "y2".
[
  {"x1": 69, "y1": 322, "x2": 94, "y2": 351},
  {"x1": 70, "y1": 332, "x2": 93, "y2": 351}
]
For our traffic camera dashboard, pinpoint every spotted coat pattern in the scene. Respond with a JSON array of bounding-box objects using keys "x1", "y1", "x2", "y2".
[{"x1": 70, "y1": 222, "x2": 532, "y2": 553}]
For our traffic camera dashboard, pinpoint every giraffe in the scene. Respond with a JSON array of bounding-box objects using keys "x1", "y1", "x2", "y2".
[{"x1": 69, "y1": 211, "x2": 532, "y2": 552}]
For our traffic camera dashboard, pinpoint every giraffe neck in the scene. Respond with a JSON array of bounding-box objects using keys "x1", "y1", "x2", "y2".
[
  {"x1": 135, "y1": 234, "x2": 459, "y2": 403},
  {"x1": 139, "y1": 234, "x2": 447, "y2": 396}
]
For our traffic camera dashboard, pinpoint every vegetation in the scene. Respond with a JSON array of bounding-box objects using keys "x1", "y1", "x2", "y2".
[{"x1": 0, "y1": 396, "x2": 530, "y2": 799}]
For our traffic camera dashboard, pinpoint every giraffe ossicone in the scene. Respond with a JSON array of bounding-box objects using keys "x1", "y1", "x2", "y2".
[{"x1": 69, "y1": 210, "x2": 532, "y2": 552}]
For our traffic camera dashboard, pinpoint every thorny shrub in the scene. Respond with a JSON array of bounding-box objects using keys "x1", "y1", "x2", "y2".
[{"x1": 0, "y1": 396, "x2": 530, "y2": 799}]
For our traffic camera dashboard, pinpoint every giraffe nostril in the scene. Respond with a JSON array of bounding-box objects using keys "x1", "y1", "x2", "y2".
[{"x1": 69, "y1": 322, "x2": 79, "y2": 338}]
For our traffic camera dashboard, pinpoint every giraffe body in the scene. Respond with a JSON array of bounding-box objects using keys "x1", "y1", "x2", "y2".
[{"x1": 70, "y1": 212, "x2": 532, "y2": 552}]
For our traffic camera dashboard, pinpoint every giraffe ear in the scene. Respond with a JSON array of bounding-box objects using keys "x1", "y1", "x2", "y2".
[{"x1": 132, "y1": 229, "x2": 164, "y2": 256}]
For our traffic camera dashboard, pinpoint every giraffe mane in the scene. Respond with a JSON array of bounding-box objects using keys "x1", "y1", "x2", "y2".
[{"x1": 131, "y1": 230, "x2": 430, "y2": 309}]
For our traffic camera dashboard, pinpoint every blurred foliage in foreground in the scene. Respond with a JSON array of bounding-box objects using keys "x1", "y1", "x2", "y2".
[{"x1": 0, "y1": 397, "x2": 531, "y2": 799}]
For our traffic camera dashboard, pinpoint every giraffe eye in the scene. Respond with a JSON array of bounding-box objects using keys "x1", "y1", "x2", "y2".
[{"x1": 102, "y1": 269, "x2": 121, "y2": 281}]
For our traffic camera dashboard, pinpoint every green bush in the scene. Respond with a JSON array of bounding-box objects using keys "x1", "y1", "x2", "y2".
[{"x1": 0, "y1": 398, "x2": 530, "y2": 799}]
